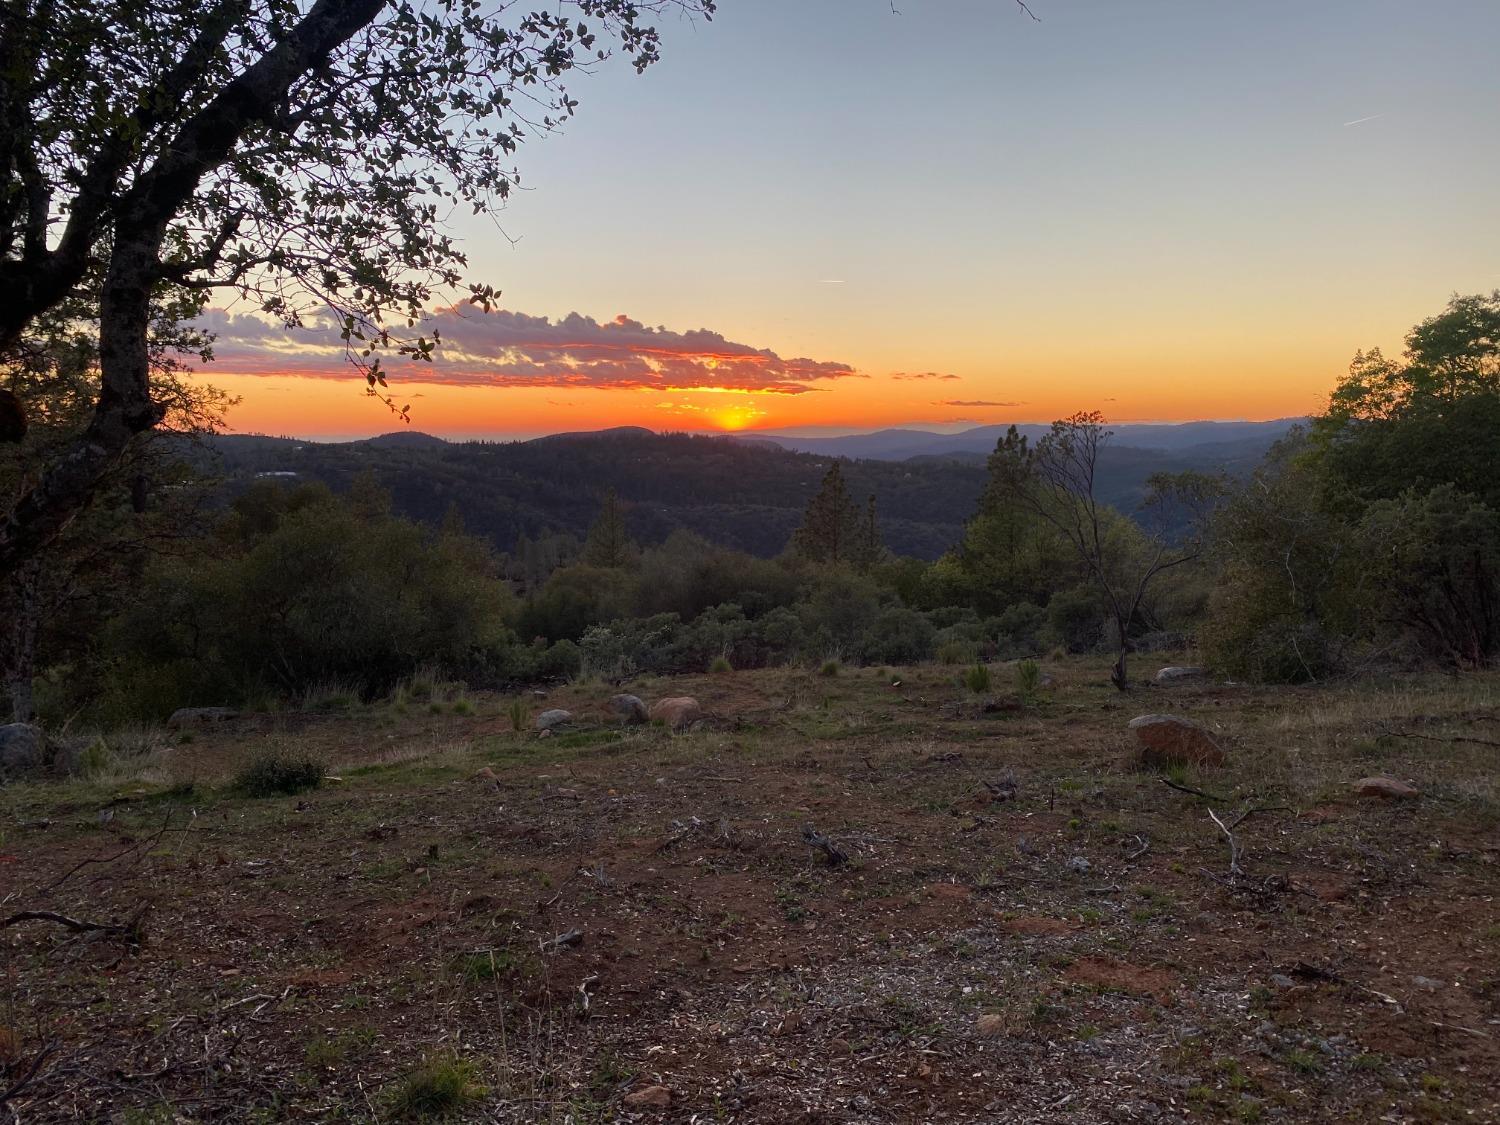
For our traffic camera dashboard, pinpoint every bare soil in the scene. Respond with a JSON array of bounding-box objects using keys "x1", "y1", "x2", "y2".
[{"x1": 2, "y1": 658, "x2": 1498, "y2": 1122}]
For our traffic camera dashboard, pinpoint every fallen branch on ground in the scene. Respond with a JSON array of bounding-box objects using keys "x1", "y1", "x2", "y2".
[{"x1": 0, "y1": 902, "x2": 150, "y2": 943}]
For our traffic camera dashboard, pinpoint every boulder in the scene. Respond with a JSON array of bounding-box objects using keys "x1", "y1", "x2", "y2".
[
  {"x1": 167, "y1": 706, "x2": 238, "y2": 730},
  {"x1": 649, "y1": 696, "x2": 702, "y2": 730},
  {"x1": 623, "y1": 1085, "x2": 672, "y2": 1109},
  {"x1": 1126, "y1": 714, "x2": 1226, "y2": 768},
  {"x1": 1353, "y1": 776, "x2": 1420, "y2": 800},
  {"x1": 535, "y1": 708, "x2": 572, "y2": 732},
  {"x1": 1154, "y1": 666, "x2": 1206, "y2": 684},
  {"x1": 608, "y1": 694, "x2": 648, "y2": 724},
  {"x1": 0, "y1": 723, "x2": 44, "y2": 772}
]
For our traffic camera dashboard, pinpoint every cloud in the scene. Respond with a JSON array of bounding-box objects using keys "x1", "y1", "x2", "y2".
[
  {"x1": 932, "y1": 399, "x2": 1022, "y2": 407},
  {"x1": 1342, "y1": 113, "x2": 1382, "y2": 127},
  {"x1": 195, "y1": 307, "x2": 863, "y2": 396},
  {"x1": 892, "y1": 371, "x2": 960, "y2": 381}
]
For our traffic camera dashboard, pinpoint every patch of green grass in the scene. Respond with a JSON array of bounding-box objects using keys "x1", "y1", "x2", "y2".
[
  {"x1": 305, "y1": 1026, "x2": 376, "y2": 1068},
  {"x1": 234, "y1": 750, "x2": 323, "y2": 797},
  {"x1": 508, "y1": 698, "x2": 527, "y2": 733},
  {"x1": 818, "y1": 660, "x2": 840, "y2": 678},
  {"x1": 1283, "y1": 1048, "x2": 1323, "y2": 1075},
  {"x1": 709, "y1": 655, "x2": 733, "y2": 674},
  {"x1": 385, "y1": 1053, "x2": 486, "y2": 1119}
]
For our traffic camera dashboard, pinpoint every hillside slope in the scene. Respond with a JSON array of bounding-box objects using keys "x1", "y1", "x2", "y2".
[{"x1": 206, "y1": 425, "x2": 1288, "y2": 560}]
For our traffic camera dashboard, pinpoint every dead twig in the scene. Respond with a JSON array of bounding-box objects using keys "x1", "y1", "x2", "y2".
[
  {"x1": 1161, "y1": 777, "x2": 1230, "y2": 802},
  {"x1": 801, "y1": 824, "x2": 849, "y2": 866},
  {"x1": 1386, "y1": 728, "x2": 1500, "y2": 750},
  {"x1": 540, "y1": 927, "x2": 584, "y2": 953}
]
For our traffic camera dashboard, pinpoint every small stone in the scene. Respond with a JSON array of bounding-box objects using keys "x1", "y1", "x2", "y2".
[
  {"x1": 1066, "y1": 856, "x2": 1092, "y2": 874},
  {"x1": 1411, "y1": 975, "x2": 1443, "y2": 991},
  {"x1": 1154, "y1": 666, "x2": 1206, "y2": 683},
  {"x1": 976, "y1": 1013, "x2": 1006, "y2": 1037},
  {"x1": 535, "y1": 708, "x2": 572, "y2": 732},
  {"x1": 623, "y1": 1085, "x2": 672, "y2": 1108},
  {"x1": 1353, "y1": 776, "x2": 1419, "y2": 800},
  {"x1": 1269, "y1": 974, "x2": 1297, "y2": 990}
]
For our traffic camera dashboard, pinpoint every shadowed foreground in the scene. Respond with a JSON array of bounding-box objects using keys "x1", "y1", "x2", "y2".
[{"x1": 3, "y1": 658, "x2": 1498, "y2": 1122}]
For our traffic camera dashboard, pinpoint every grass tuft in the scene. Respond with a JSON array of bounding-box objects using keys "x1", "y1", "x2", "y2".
[{"x1": 234, "y1": 750, "x2": 323, "y2": 797}]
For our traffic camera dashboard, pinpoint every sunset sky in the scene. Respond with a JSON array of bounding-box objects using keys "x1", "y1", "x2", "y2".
[{"x1": 204, "y1": 0, "x2": 1500, "y2": 441}]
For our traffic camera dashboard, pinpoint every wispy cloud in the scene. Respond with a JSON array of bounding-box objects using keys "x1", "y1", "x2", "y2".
[
  {"x1": 933, "y1": 399, "x2": 1021, "y2": 407},
  {"x1": 1342, "y1": 113, "x2": 1383, "y2": 127},
  {"x1": 195, "y1": 308, "x2": 863, "y2": 396},
  {"x1": 892, "y1": 371, "x2": 961, "y2": 381}
]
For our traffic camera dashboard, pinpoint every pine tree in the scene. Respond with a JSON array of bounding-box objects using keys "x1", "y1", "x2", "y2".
[
  {"x1": 791, "y1": 463, "x2": 882, "y2": 568},
  {"x1": 582, "y1": 488, "x2": 636, "y2": 568}
]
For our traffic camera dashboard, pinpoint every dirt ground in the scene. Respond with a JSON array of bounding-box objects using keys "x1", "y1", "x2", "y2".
[{"x1": 2, "y1": 657, "x2": 1498, "y2": 1122}]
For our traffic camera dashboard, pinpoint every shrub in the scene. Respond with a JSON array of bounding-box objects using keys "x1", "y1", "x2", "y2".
[
  {"x1": 964, "y1": 662, "x2": 992, "y2": 694},
  {"x1": 234, "y1": 750, "x2": 323, "y2": 797},
  {"x1": 859, "y1": 606, "x2": 936, "y2": 665},
  {"x1": 1044, "y1": 585, "x2": 1106, "y2": 652},
  {"x1": 818, "y1": 659, "x2": 840, "y2": 677},
  {"x1": 708, "y1": 655, "x2": 733, "y2": 674},
  {"x1": 936, "y1": 639, "x2": 975, "y2": 665},
  {"x1": 507, "y1": 699, "x2": 527, "y2": 732},
  {"x1": 1016, "y1": 658, "x2": 1042, "y2": 697}
]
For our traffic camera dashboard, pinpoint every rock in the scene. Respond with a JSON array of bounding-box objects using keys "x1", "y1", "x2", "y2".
[
  {"x1": 0, "y1": 723, "x2": 43, "y2": 772},
  {"x1": 535, "y1": 708, "x2": 572, "y2": 732},
  {"x1": 649, "y1": 696, "x2": 702, "y2": 730},
  {"x1": 1066, "y1": 855, "x2": 1092, "y2": 874},
  {"x1": 623, "y1": 1085, "x2": 672, "y2": 1109},
  {"x1": 1353, "y1": 776, "x2": 1419, "y2": 800},
  {"x1": 167, "y1": 706, "x2": 238, "y2": 730},
  {"x1": 1126, "y1": 714, "x2": 1226, "y2": 768},
  {"x1": 1154, "y1": 666, "x2": 1205, "y2": 684},
  {"x1": 1037, "y1": 673, "x2": 1057, "y2": 691},
  {"x1": 976, "y1": 1013, "x2": 1006, "y2": 1038},
  {"x1": 608, "y1": 694, "x2": 648, "y2": 724}
]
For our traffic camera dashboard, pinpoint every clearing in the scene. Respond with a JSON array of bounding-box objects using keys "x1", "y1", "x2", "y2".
[{"x1": 2, "y1": 657, "x2": 1498, "y2": 1122}]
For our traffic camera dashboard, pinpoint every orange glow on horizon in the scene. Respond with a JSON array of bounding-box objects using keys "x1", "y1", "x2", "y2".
[{"x1": 195, "y1": 348, "x2": 1337, "y2": 442}]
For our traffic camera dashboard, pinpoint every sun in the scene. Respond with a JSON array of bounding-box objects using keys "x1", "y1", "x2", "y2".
[{"x1": 710, "y1": 405, "x2": 762, "y2": 431}]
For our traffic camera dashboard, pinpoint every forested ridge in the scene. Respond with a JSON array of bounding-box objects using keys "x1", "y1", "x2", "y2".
[{"x1": 204, "y1": 425, "x2": 1279, "y2": 560}]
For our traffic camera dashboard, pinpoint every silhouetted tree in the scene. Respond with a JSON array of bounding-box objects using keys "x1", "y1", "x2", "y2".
[
  {"x1": 581, "y1": 488, "x2": 636, "y2": 568},
  {"x1": 0, "y1": 0, "x2": 714, "y2": 576},
  {"x1": 790, "y1": 462, "x2": 883, "y2": 568}
]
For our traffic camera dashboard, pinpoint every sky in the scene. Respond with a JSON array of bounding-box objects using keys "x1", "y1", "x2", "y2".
[{"x1": 203, "y1": 0, "x2": 1500, "y2": 441}]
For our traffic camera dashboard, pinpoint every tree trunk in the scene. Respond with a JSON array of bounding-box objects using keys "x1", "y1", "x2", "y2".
[{"x1": 2, "y1": 559, "x2": 41, "y2": 722}]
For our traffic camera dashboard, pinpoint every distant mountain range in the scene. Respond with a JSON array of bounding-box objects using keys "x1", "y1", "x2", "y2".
[
  {"x1": 204, "y1": 420, "x2": 1300, "y2": 561},
  {"x1": 739, "y1": 419, "x2": 1305, "y2": 464}
]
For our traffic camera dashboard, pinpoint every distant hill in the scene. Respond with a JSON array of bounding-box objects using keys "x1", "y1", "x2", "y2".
[
  {"x1": 204, "y1": 422, "x2": 1292, "y2": 561},
  {"x1": 743, "y1": 419, "x2": 1304, "y2": 462}
]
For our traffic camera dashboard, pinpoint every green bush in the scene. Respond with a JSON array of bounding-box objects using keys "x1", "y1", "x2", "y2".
[
  {"x1": 708, "y1": 655, "x2": 733, "y2": 674},
  {"x1": 1044, "y1": 585, "x2": 1106, "y2": 653},
  {"x1": 964, "y1": 662, "x2": 992, "y2": 694},
  {"x1": 1016, "y1": 658, "x2": 1042, "y2": 697},
  {"x1": 859, "y1": 606, "x2": 936, "y2": 665},
  {"x1": 234, "y1": 750, "x2": 324, "y2": 797},
  {"x1": 385, "y1": 1053, "x2": 485, "y2": 1119}
]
